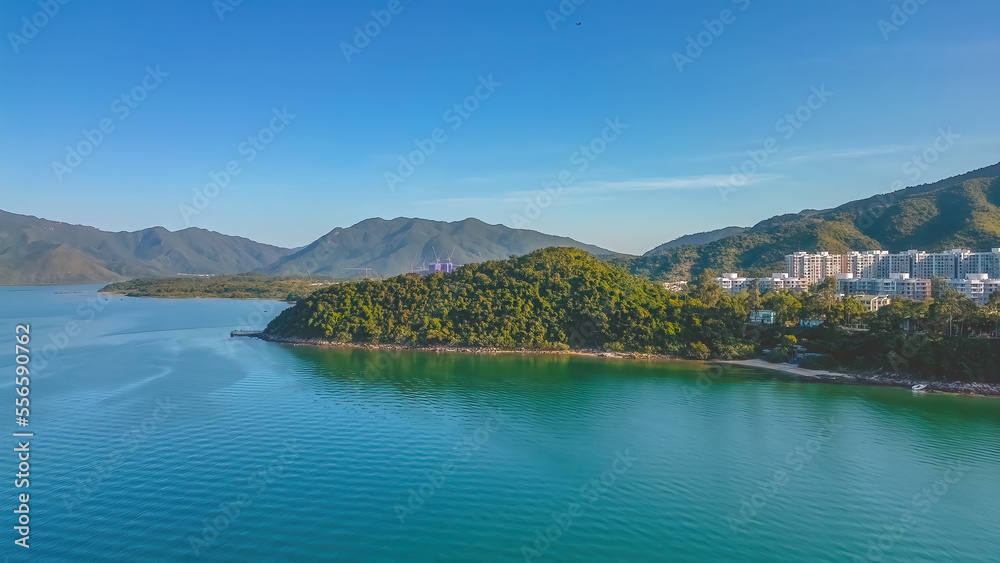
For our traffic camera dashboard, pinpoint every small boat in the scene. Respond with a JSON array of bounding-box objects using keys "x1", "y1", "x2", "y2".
[{"x1": 911, "y1": 384, "x2": 928, "y2": 391}]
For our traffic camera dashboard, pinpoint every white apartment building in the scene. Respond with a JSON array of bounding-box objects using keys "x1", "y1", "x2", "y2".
[
  {"x1": 947, "y1": 274, "x2": 1000, "y2": 306},
  {"x1": 767, "y1": 272, "x2": 810, "y2": 292},
  {"x1": 718, "y1": 248, "x2": 1000, "y2": 304},
  {"x1": 716, "y1": 273, "x2": 752, "y2": 293},
  {"x1": 837, "y1": 273, "x2": 932, "y2": 301},
  {"x1": 716, "y1": 273, "x2": 809, "y2": 294},
  {"x1": 787, "y1": 248, "x2": 1000, "y2": 283},
  {"x1": 848, "y1": 250, "x2": 891, "y2": 278},
  {"x1": 960, "y1": 251, "x2": 1000, "y2": 279},
  {"x1": 785, "y1": 252, "x2": 846, "y2": 282}
]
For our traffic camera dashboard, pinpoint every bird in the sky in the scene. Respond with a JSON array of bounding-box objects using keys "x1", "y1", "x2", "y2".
[{"x1": 576, "y1": 22, "x2": 582, "y2": 26}]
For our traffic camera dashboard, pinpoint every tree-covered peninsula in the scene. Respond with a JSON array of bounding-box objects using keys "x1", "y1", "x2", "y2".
[
  {"x1": 264, "y1": 247, "x2": 1000, "y2": 383},
  {"x1": 100, "y1": 274, "x2": 337, "y2": 300}
]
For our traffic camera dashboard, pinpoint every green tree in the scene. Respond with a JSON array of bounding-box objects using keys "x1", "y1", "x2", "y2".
[
  {"x1": 762, "y1": 291, "x2": 802, "y2": 325},
  {"x1": 840, "y1": 296, "x2": 866, "y2": 327},
  {"x1": 695, "y1": 268, "x2": 725, "y2": 308},
  {"x1": 978, "y1": 292, "x2": 1000, "y2": 337},
  {"x1": 745, "y1": 278, "x2": 762, "y2": 313}
]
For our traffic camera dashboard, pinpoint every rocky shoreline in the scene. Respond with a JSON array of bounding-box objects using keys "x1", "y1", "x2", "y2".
[
  {"x1": 258, "y1": 333, "x2": 666, "y2": 359},
  {"x1": 258, "y1": 334, "x2": 1000, "y2": 397}
]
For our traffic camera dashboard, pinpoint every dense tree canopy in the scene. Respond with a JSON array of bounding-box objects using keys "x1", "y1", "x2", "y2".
[
  {"x1": 101, "y1": 274, "x2": 335, "y2": 300},
  {"x1": 267, "y1": 248, "x2": 757, "y2": 358},
  {"x1": 266, "y1": 247, "x2": 1000, "y2": 381}
]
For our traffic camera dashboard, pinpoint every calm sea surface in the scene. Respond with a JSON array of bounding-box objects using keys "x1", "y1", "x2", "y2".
[{"x1": 1, "y1": 285, "x2": 998, "y2": 562}]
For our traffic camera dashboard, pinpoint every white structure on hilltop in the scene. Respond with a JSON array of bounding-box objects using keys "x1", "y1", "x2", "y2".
[{"x1": 663, "y1": 281, "x2": 688, "y2": 292}]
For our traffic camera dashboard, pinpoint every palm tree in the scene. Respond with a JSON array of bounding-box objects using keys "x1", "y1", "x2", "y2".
[{"x1": 978, "y1": 292, "x2": 1000, "y2": 338}]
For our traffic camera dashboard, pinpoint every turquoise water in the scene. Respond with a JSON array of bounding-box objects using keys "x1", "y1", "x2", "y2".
[{"x1": 2, "y1": 285, "x2": 998, "y2": 562}]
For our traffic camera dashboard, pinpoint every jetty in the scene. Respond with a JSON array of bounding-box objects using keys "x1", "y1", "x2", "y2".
[{"x1": 230, "y1": 330, "x2": 264, "y2": 338}]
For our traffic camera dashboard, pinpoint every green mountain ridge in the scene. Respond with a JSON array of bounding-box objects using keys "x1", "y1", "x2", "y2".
[
  {"x1": 264, "y1": 217, "x2": 618, "y2": 278},
  {"x1": 0, "y1": 211, "x2": 617, "y2": 284},
  {"x1": 630, "y1": 161, "x2": 1000, "y2": 280},
  {"x1": 5, "y1": 160, "x2": 999, "y2": 284},
  {"x1": 644, "y1": 226, "x2": 748, "y2": 254},
  {"x1": 0, "y1": 210, "x2": 295, "y2": 284}
]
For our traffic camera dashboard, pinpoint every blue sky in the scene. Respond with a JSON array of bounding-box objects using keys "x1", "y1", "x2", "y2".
[{"x1": 1, "y1": 0, "x2": 998, "y2": 254}]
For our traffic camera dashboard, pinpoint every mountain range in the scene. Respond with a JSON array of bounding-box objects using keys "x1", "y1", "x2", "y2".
[
  {"x1": 263, "y1": 217, "x2": 616, "y2": 278},
  {"x1": 0, "y1": 209, "x2": 294, "y2": 285},
  {"x1": 0, "y1": 212, "x2": 614, "y2": 284},
  {"x1": 627, "y1": 161, "x2": 1000, "y2": 280},
  {"x1": 3, "y1": 160, "x2": 998, "y2": 284}
]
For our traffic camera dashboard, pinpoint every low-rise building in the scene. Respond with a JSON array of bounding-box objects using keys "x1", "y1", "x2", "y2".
[
  {"x1": 852, "y1": 294, "x2": 892, "y2": 312},
  {"x1": 663, "y1": 281, "x2": 688, "y2": 292},
  {"x1": 837, "y1": 273, "x2": 931, "y2": 301},
  {"x1": 749, "y1": 310, "x2": 776, "y2": 325},
  {"x1": 717, "y1": 273, "x2": 753, "y2": 293},
  {"x1": 767, "y1": 272, "x2": 809, "y2": 292},
  {"x1": 715, "y1": 273, "x2": 808, "y2": 294}
]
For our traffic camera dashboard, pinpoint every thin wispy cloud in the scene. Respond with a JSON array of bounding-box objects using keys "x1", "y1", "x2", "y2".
[
  {"x1": 787, "y1": 145, "x2": 920, "y2": 163},
  {"x1": 412, "y1": 174, "x2": 782, "y2": 208},
  {"x1": 569, "y1": 175, "x2": 780, "y2": 194}
]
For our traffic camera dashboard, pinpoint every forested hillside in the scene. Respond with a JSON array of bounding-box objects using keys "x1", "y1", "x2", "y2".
[
  {"x1": 266, "y1": 247, "x2": 751, "y2": 357},
  {"x1": 266, "y1": 248, "x2": 1000, "y2": 381},
  {"x1": 632, "y1": 162, "x2": 1000, "y2": 280}
]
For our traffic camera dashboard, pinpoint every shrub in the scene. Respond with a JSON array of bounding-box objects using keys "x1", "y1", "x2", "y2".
[
  {"x1": 687, "y1": 341, "x2": 712, "y2": 360},
  {"x1": 764, "y1": 347, "x2": 792, "y2": 363}
]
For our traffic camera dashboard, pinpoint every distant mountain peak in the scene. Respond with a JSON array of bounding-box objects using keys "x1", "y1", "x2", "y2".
[
  {"x1": 266, "y1": 217, "x2": 617, "y2": 278},
  {"x1": 0, "y1": 211, "x2": 295, "y2": 284}
]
